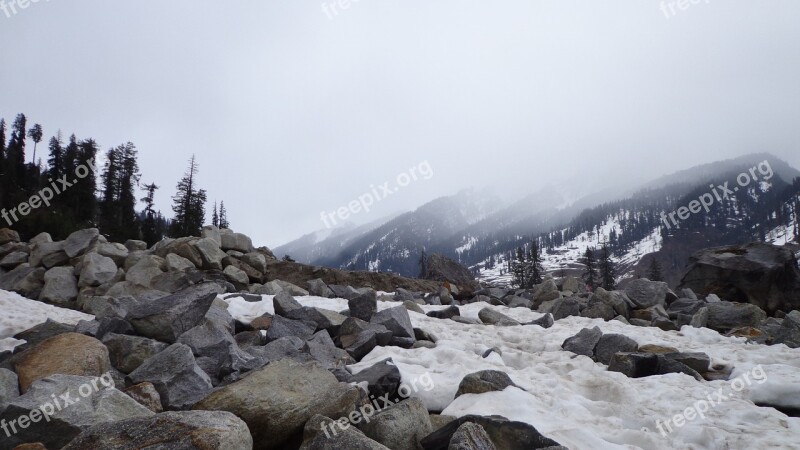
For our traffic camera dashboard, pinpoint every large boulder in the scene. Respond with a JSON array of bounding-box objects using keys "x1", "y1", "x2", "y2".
[
  {"x1": 0, "y1": 251, "x2": 28, "y2": 269},
  {"x1": 0, "y1": 374, "x2": 153, "y2": 450},
  {"x1": 177, "y1": 319, "x2": 257, "y2": 380},
  {"x1": 448, "y1": 422, "x2": 497, "y2": 450},
  {"x1": 679, "y1": 242, "x2": 800, "y2": 314},
  {"x1": 561, "y1": 327, "x2": 603, "y2": 358},
  {"x1": 193, "y1": 359, "x2": 362, "y2": 450},
  {"x1": 125, "y1": 255, "x2": 165, "y2": 287},
  {"x1": 193, "y1": 238, "x2": 227, "y2": 270},
  {"x1": 455, "y1": 370, "x2": 518, "y2": 398},
  {"x1": 300, "y1": 414, "x2": 390, "y2": 450},
  {"x1": 624, "y1": 278, "x2": 672, "y2": 309},
  {"x1": 127, "y1": 343, "x2": 214, "y2": 410},
  {"x1": 359, "y1": 398, "x2": 433, "y2": 450},
  {"x1": 102, "y1": 333, "x2": 169, "y2": 374},
  {"x1": 78, "y1": 253, "x2": 117, "y2": 288},
  {"x1": 420, "y1": 415, "x2": 561, "y2": 450},
  {"x1": 64, "y1": 228, "x2": 100, "y2": 258},
  {"x1": 62, "y1": 410, "x2": 253, "y2": 450},
  {"x1": 349, "y1": 290, "x2": 378, "y2": 322},
  {"x1": 220, "y1": 231, "x2": 254, "y2": 253},
  {"x1": 706, "y1": 301, "x2": 768, "y2": 332},
  {"x1": 0, "y1": 368, "x2": 19, "y2": 413},
  {"x1": 128, "y1": 283, "x2": 222, "y2": 343},
  {"x1": 477, "y1": 308, "x2": 520, "y2": 326},
  {"x1": 29, "y1": 241, "x2": 67, "y2": 268},
  {"x1": 12, "y1": 333, "x2": 111, "y2": 393},
  {"x1": 39, "y1": 266, "x2": 79, "y2": 305},
  {"x1": 0, "y1": 228, "x2": 20, "y2": 245}
]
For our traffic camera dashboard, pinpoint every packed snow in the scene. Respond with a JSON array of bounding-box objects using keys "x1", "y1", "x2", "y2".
[
  {"x1": 221, "y1": 294, "x2": 800, "y2": 450},
  {"x1": 0, "y1": 290, "x2": 94, "y2": 353}
]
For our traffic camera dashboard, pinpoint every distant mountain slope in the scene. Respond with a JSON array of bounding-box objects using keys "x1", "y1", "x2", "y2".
[{"x1": 478, "y1": 153, "x2": 800, "y2": 287}]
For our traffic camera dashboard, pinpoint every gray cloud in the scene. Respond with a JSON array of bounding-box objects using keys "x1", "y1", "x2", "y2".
[{"x1": 1, "y1": 0, "x2": 798, "y2": 246}]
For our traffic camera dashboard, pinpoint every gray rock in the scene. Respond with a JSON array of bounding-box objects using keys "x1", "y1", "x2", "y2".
[
  {"x1": 359, "y1": 398, "x2": 433, "y2": 450},
  {"x1": 124, "y1": 239, "x2": 149, "y2": 252},
  {"x1": 403, "y1": 300, "x2": 425, "y2": 314},
  {"x1": 274, "y1": 290, "x2": 303, "y2": 316},
  {"x1": 193, "y1": 237, "x2": 227, "y2": 270},
  {"x1": 594, "y1": 334, "x2": 638, "y2": 365},
  {"x1": 39, "y1": 266, "x2": 79, "y2": 305},
  {"x1": 395, "y1": 288, "x2": 417, "y2": 302},
  {"x1": 448, "y1": 422, "x2": 497, "y2": 450},
  {"x1": 103, "y1": 333, "x2": 169, "y2": 374},
  {"x1": 220, "y1": 231, "x2": 254, "y2": 253},
  {"x1": 300, "y1": 414, "x2": 391, "y2": 450},
  {"x1": 0, "y1": 374, "x2": 152, "y2": 449},
  {"x1": 127, "y1": 343, "x2": 214, "y2": 410},
  {"x1": 506, "y1": 296, "x2": 533, "y2": 309},
  {"x1": 286, "y1": 307, "x2": 348, "y2": 334},
  {"x1": 62, "y1": 410, "x2": 253, "y2": 450},
  {"x1": 455, "y1": 370, "x2": 518, "y2": 398},
  {"x1": 349, "y1": 359, "x2": 402, "y2": 400},
  {"x1": 607, "y1": 352, "x2": 660, "y2": 378},
  {"x1": 10, "y1": 319, "x2": 75, "y2": 353},
  {"x1": 706, "y1": 301, "x2": 768, "y2": 331},
  {"x1": 128, "y1": 283, "x2": 222, "y2": 343},
  {"x1": 561, "y1": 277, "x2": 586, "y2": 295},
  {"x1": 258, "y1": 279, "x2": 309, "y2": 296},
  {"x1": 29, "y1": 240, "x2": 66, "y2": 268},
  {"x1": 194, "y1": 360, "x2": 361, "y2": 450},
  {"x1": 177, "y1": 319, "x2": 256, "y2": 380},
  {"x1": 265, "y1": 315, "x2": 317, "y2": 342},
  {"x1": 223, "y1": 264, "x2": 249, "y2": 286},
  {"x1": 0, "y1": 368, "x2": 19, "y2": 413},
  {"x1": 774, "y1": 310, "x2": 800, "y2": 348},
  {"x1": 625, "y1": 278, "x2": 670, "y2": 308},
  {"x1": 1, "y1": 264, "x2": 46, "y2": 298},
  {"x1": 165, "y1": 253, "x2": 196, "y2": 271},
  {"x1": 526, "y1": 313, "x2": 554, "y2": 329},
  {"x1": 349, "y1": 290, "x2": 378, "y2": 321},
  {"x1": 306, "y1": 278, "x2": 335, "y2": 298},
  {"x1": 580, "y1": 298, "x2": 616, "y2": 321},
  {"x1": 427, "y1": 305, "x2": 461, "y2": 320},
  {"x1": 329, "y1": 284, "x2": 361, "y2": 300},
  {"x1": 125, "y1": 255, "x2": 165, "y2": 287},
  {"x1": 478, "y1": 308, "x2": 520, "y2": 326},
  {"x1": 690, "y1": 307, "x2": 709, "y2": 328},
  {"x1": 661, "y1": 352, "x2": 711, "y2": 374},
  {"x1": 0, "y1": 251, "x2": 28, "y2": 269},
  {"x1": 561, "y1": 327, "x2": 602, "y2": 358},
  {"x1": 96, "y1": 242, "x2": 129, "y2": 266},
  {"x1": 64, "y1": 228, "x2": 100, "y2": 258},
  {"x1": 78, "y1": 252, "x2": 118, "y2": 288},
  {"x1": 241, "y1": 252, "x2": 268, "y2": 274},
  {"x1": 371, "y1": 305, "x2": 415, "y2": 340},
  {"x1": 551, "y1": 297, "x2": 581, "y2": 320},
  {"x1": 420, "y1": 415, "x2": 562, "y2": 450},
  {"x1": 245, "y1": 336, "x2": 309, "y2": 366}
]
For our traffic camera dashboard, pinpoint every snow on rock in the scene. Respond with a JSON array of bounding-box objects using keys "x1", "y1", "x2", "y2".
[
  {"x1": 0, "y1": 289, "x2": 94, "y2": 353},
  {"x1": 220, "y1": 294, "x2": 800, "y2": 450}
]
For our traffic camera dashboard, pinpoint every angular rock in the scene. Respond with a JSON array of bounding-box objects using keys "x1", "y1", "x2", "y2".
[
  {"x1": 123, "y1": 382, "x2": 163, "y2": 413},
  {"x1": 194, "y1": 360, "x2": 361, "y2": 450},
  {"x1": 774, "y1": 310, "x2": 800, "y2": 348},
  {"x1": 177, "y1": 319, "x2": 256, "y2": 379},
  {"x1": 0, "y1": 368, "x2": 19, "y2": 413},
  {"x1": 0, "y1": 251, "x2": 28, "y2": 269},
  {"x1": 478, "y1": 308, "x2": 520, "y2": 326},
  {"x1": 371, "y1": 306, "x2": 415, "y2": 340},
  {"x1": 286, "y1": 307, "x2": 348, "y2": 334},
  {"x1": 125, "y1": 255, "x2": 165, "y2": 287},
  {"x1": 127, "y1": 343, "x2": 213, "y2": 410},
  {"x1": 561, "y1": 327, "x2": 602, "y2": 358},
  {"x1": 29, "y1": 241, "x2": 66, "y2": 268},
  {"x1": 64, "y1": 228, "x2": 100, "y2": 258},
  {"x1": 78, "y1": 253, "x2": 117, "y2": 288},
  {"x1": 607, "y1": 352, "x2": 660, "y2": 378},
  {"x1": 193, "y1": 238, "x2": 227, "y2": 270},
  {"x1": 96, "y1": 242, "x2": 129, "y2": 266},
  {"x1": 448, "y1": 422, "x2": 497, "y2": 450},
  {"x1": 705, "y1": 301, "x2": 768, "y2": 332},
  {"x1": 128, "y1": 283, "x2": 222, "y2": 343},
  {"x1": 526, "y1": 313, "x2": 554, "y2": 329},
  {"x1": 349, "y1": 290, "x2": 378, "y2": 321},
  {"x1": 265, "y1": 315, "x2": 317, "y2": 342},
  {"x1": 625, "y1": 278, "x2": 670, "y2": 309},
  {"x1": 165, "y1": 253, "x2": 196, "y2": 271},
  {"x1": 404, "y1": 300, "x2": 425, "y2": 314},
  {"x1": 427, "y1": 305, "x2": 461, "y2": 320},
  {"x1": 274, "y1": 290, "x2": 303, "y2": 316},
  {"x1": 0, "y1": 228, "x2": 20, "y2": 245},
  {"x1": 420, "y1": 415, "x2": 562, "y2": 450},
  {"x1": 300, "y1": 414, "x2": 390, "y2": 450},
  {"x1": 306, "y1": 278, "x2": 335, "y2": 298},
  {"x1": 220, "y1": 231, "x2": 254, "y2": 253},
  {"x1": 62, "y1": 410, "x2": 252, "y2": 450},
  {"x1": 455, "y1": 370, "x2": 518, "y2": 398},
  {"x1": 550, "y1": 297, "x2": 581, "y2": 320},
  {"x1": 349, "y1": 359, "x2": 402, "y2": 400},
  {"x1": 690, "y1": 307, "x2": 709, "y2": 328},
  {"x1": 39, "y1": 266, "x2": 79, "y2": 305},
  {"x1": 594, "y1": 334, "x2": 638, "y2": 365},
  {"x1": 223, "y1": 264, "x2": 249, "y2": 286},
  {"x1": 102, "y1": 333, "x2": 169, "y2": 374},
  {"x1": 359, "y1": 398, "x2": 433, "y2": 450},
  {"x1": 0, "y1": 374, "x2": 152, "y2": 450}
]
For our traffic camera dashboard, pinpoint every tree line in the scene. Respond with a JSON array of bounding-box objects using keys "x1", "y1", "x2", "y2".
[{"x1": 0, "y1": 113, "x2": 231, "y2": 245}]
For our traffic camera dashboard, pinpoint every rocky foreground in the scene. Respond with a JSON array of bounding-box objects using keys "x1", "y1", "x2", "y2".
[{"x1": 0, "y1": 228, "x2": 799, "y2": 449}]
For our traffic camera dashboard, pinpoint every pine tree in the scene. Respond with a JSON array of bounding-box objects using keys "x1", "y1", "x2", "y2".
[
  {"x1": 170, "y1": 155, "x2": 207, "y2": 237},
  {"x1": 211, "y1": 201, "x2": 219, "y2": 228},
  {"x1": 599, "y1": 244, "x2": 616, "y2": 290},
  {"x1": 27, "y1": 124, "x2": 43, "y2": 164},
  {"x1": 74, "y1": 139, "x2": 98, "y2": 224},
  {"x1": 47, "y1": 132, "x2": 64, "y2": 181},
  {"x1": 140, "y1": 182, "x2": 161, "y2": 246},
  {"x1": 218, "y1": 201, "x2": 229, "y2": 229},
  {"x1": 99, "y1": 143, "x2": 141, "y2": 241},
  {"x1": 512, "y1": 246, "x2": 528, "y2": 288},
  {"x1": 528, "y1": 240, "x2": 544, "y2": 285},
  {"x1": 418, "y1": 249, "x2": 427, "y2": 278},
  {"x1": 580, "y1": 247, "x2": 599, "y2": 291},
  {"x1": 0, "y1": 119, "x2": 6, "y2": 208},
  {"x1": 4, "y1": 114, "x2": 27, "y2": 197},
  {"x1": 647, "y1": 257, "x2": 663, "y2": 282}
]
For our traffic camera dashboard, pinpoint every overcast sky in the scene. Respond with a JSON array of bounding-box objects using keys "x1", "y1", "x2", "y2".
[{"x1": 1, "y1": 1, "x2": 799, "y2": 246}]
